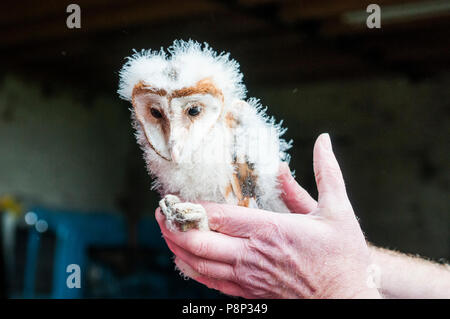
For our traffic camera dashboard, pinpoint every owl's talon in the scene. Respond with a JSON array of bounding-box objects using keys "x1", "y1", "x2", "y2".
[{"x1": 159, "y1": 195, "x2": 209, "y2": 231}]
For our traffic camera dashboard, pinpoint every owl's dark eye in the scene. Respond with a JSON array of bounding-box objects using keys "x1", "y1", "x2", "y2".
[
  {"x1": 150, "y1": 108, "x2": 163, "y2": 119},
  {"x1": 188, "y1": 106, "x2": 201, "y2": 116}
]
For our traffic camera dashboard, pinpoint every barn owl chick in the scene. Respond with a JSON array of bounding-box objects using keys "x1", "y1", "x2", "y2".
[{"x1": 118, "y1": 40, "x2": 292, "y2": 231}]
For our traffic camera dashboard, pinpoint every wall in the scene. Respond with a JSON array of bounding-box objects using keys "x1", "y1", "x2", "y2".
[
  {"x1": 254, "y1": 74, "x2": 450, "y2": 260},
  {"x1": 0, "y1": 76, "x2": 148, "y2": 213},
  {"x1": 0, "y1": 73, "x2": 448, "y2": 260}
]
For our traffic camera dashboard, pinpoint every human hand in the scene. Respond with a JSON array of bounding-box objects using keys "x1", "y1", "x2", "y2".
[{"x1": 155, "y1": 133, "x2": 381, "y2": 298}]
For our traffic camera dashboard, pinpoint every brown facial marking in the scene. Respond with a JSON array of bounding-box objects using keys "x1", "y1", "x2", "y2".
[
  {"x1": 160, "y1": 117, "x2": 171, "y2": 141},
  {"x1": 130, "y1": 79, "x2": 224, "y2": 162},
  {"x1": 132, "y1": 82, "x2": 169, "y2": 131},
  {"x1": 171, "y1": 78, "x2": 225, "y2": 141},
  {"x1": 132, "y1": 81, "x2": 167, "y2": 97},
  {"x1": 170, "y1": 78, "x2": 224, "y2": 102},
  {"x1": 131, "y1": 82, "x2": 171, "y2": 161}
]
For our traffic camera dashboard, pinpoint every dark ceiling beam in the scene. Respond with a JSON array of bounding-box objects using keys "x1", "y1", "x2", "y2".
[
  {"x1": 0, "y1": 0, "x2": 227, "y2": 47},
  {"x1": 279, "y1": 0, "x2": 415, "y2": 22},
  {"x1": 0, "y1": 12, "x2": 276, "y2": 67},
  {"x1": 237, "y1": 0, "x2": 286, "y2": 6},
  {"x1": 320, "y1": 12, "x2": 450, "y2": 36},
  {"x1": 0, "y1": 0, "x2": 125, "y2": 27},
  {"x1": 4, "y1": 22, "x2": 449, "y2": 87},
  {"x1": 1, "y1": 0, "x2": 449, "y2": 91}
]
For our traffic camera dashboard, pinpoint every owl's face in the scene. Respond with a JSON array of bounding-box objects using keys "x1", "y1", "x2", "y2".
[{"x1": 132, "y1": 78, "x2": 224, "y2": 163}]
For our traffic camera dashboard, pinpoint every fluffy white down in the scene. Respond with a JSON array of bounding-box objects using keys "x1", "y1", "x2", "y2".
[
  {"x1": 118, "y1": 40, "x2": 246, "y2": 108},
  {"x1": 119, "y1": 40, "x2": 292, "y2": 213}
]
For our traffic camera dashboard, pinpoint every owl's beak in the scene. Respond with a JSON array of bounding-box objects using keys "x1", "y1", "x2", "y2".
[{"x1": 169, "y1": 142, "x2": 182, "y2": 163}]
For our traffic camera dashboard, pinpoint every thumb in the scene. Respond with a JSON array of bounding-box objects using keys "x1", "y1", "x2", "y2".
[{"x1": 313, "y1": 133, "x2": 352, "y2": 213}]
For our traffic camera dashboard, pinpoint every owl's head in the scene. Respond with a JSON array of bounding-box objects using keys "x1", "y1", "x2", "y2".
[{"x1": 118, "y1": 40, "x2": 247, "y2": 163}]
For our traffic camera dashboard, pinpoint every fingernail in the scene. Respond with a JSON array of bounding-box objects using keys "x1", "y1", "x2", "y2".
[{"x1": 321, "y1": 133, "x2": 332, "y2": 151}]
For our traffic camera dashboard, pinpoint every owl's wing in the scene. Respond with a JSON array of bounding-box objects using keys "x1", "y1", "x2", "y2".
[
  {"x1": 228, "y1": 162, "x2": 259, "y2": 209},
  {"x1": 222, "y1": 101, "x2": 261, "y2": 209}
]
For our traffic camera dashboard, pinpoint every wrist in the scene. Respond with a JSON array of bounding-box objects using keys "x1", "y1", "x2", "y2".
[{"x1": 318, "y1": 274, "x2": 383, "y2": 299}]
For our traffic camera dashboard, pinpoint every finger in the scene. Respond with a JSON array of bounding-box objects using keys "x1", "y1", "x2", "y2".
[
  {"x1": 278, "y1": 162, "x2": 317, "y2": 214},
  {"x1": 156, "y1": 207, "x2": 243, "y2": 264},
  {"x1": 193, "y1": 273, "x2": 251, "y2": 298},
  {"x1": 200, "y1": 202, "x2": 280, "y2": 237},
  {"x1": 167, "y1": 237, "x2": 236, "y2": 281},
  {"x1": 174, "y1": 256, "x2": 200, "y2": 279},
  {"x1": 174, "y1": 257, "x2": 249, "y2": 298},
  {"x1": 313, "y1": 133, "x2": 351, "y2": 210}
]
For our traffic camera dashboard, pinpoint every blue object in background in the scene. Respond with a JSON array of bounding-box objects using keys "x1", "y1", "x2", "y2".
[
  {"x1": 21, "y1": 208, "x2": 225, "y2": 299},
  {"x1": 23, "y1": 207, "x2": 127, "y2": 298}
]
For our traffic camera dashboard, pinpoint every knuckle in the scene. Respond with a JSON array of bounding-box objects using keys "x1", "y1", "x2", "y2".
[
  {"x1": 257, "y1": 218, "x2": 284, "y2": 244},
  {"x1": 233, "y1": 244, "x2": 253, "y2": 281},
  {"x1": 316, "y1": 164, "x2": 343, "y2": 182},
  {"x1": 209, "y1": 205, "x2": 226, "y2": 230},
  {"x1": 230, "y1": 265, "x2": 239, "y2": 282},
  {"x1": 195, "y1": 259, "x2": 209, "y2": 276},
  {"x1": 191, "y1": 237, "x2": 209, "y2": 257},
  {"x1": 245, "y1": 273, "x2": 271, "y2": 297}
]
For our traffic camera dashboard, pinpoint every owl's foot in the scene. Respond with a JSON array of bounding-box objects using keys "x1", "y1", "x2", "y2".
[{"x1": 159, "y1": 195, "x2": 209, "y2": 232}]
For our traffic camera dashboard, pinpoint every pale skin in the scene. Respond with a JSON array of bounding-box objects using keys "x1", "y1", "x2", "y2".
[{"x1": 156, "y1": 133, "x2": 450, "y2": 299}]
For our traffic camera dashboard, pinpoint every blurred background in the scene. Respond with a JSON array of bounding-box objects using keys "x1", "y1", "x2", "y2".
[{"x1": 0, "y1": 0, "x2": 449, "y2": 298}]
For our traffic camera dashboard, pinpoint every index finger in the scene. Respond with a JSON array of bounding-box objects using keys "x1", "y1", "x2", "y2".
[
  {"x1": 278, "y1": 162, "x2": 317, "y2": 214},
  {"x1": 201, "y1": 202, "x2": 281, "y2": 237},
  {"x1": 156, "y1": 207, "x2": 243, "y2": 264}
]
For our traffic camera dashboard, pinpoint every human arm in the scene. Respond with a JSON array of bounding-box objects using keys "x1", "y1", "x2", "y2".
[{"x1": 368, "y1": 245, "x2": 450, "y2": 298}]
